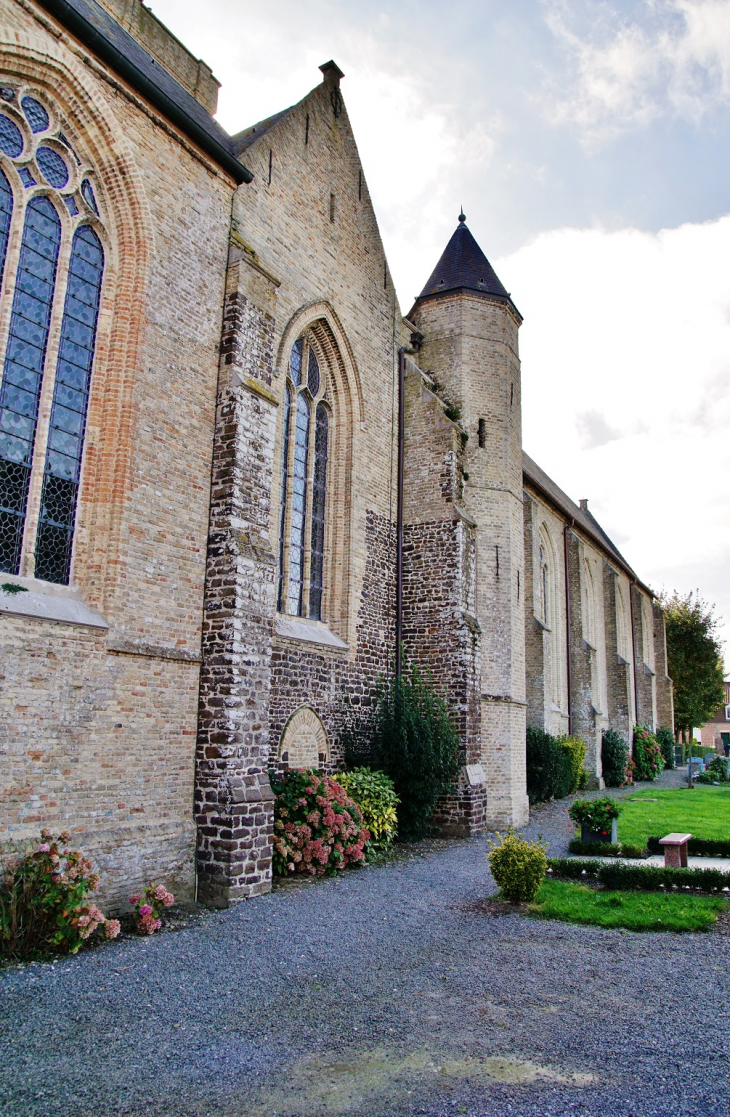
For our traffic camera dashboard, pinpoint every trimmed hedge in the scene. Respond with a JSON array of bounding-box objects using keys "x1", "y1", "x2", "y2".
[
  {"x1": 548, "y1": 858, "x2": 730, "y2": 892},
  {"x1": 646, "y1": 836, "x2": 730, "y2": 858},
  {"x1": 568, "y1": 839, "x2": 645, "y2": 859}
]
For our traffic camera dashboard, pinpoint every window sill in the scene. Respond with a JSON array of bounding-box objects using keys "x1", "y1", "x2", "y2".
[
  {"x1": 0, "y1": 581, "x2": 108, "y2": 629},
  {"x1": 274, "y1": 613, "x2": 348, "y2": 650}
]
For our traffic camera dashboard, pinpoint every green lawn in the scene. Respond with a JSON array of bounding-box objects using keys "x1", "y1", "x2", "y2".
[
  {"x1": 531, "y1": 879, "x2": 727, "y2": 933},
  {"x1": 617, "y1": 786, "x2": 730, "y2": 846}
]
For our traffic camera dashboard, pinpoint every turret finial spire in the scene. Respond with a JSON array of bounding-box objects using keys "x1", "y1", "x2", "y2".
[{"x1": 458, "y1": 208, "x2": 466, "y2": 223}]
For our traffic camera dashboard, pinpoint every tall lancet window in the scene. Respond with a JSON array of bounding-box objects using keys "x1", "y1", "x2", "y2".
[
  {"x1": 0, "y1": 89, "x2": 105, "y2": 584},
  {"x1": 539, "y1": 544, "x2": 549, "y2": 625},
  {"x1": 277, "y1": 334, "x2": 330, "y2": 620}
]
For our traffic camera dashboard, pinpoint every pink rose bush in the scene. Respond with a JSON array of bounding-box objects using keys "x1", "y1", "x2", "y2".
[
  {"x1": 0, "y1": 829, "x2": 119, "y2": 961},
  {"x1": 129, "y1": 882, "x2": 174, "y2": 935},
  {"x1": 271, "y1": 769, "x2": 370, "y2": 877}
]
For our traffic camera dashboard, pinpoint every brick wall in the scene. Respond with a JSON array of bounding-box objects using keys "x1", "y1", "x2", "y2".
[{"x1": 0, "y1": 1, "x2": 235, "y2": 908}]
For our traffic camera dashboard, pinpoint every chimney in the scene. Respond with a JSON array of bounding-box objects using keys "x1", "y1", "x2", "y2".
[
  {"x1": 319, "y1": 60, "x2": 345, "y2": 88},
  {"x1": 579, "y1": 499, "x2": 589, "y2": 512}
]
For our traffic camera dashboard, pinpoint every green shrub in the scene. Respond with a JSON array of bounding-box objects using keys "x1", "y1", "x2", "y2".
[
  {"x1": 647, "y1": 836, "x2": 730, "y2": 858},
  {"x1": 633, "y1": 726, "x2": 665, "y2": 781},
  {"x1": 0, "y1": 830, "x2": 120, "y2": 962},
  {"x1": 547, "y1": 857, "x2": 602, "y2": 879},
  {"x1": 488, "y1": 829, "x2": 547, "y2": 902},
  {"x1": 335, "y1": 768, "x2": 398, "y2": 850},
  {"x1": 526, "y1": 728, "x2": 573, "y2": 803},
  {"x1": 549, "y1": 857, "x2": 730, "y2": 891},
  {"x1": 655, "y1": 726, "x2": 676, "y2": 770},
  {"x1": 343, "y1": 664, "x2": 460, "y2": 840},
  {"x1": 568, "y1": 797, "x2": 622, "y2": 833},
  {"x1": 601, "y1": 729, "x2": 630, "y2": 788},
  {"x1": 270, "y1": 769, "x2": 369, "y2": 876},
  {"x1": 568, "y1": 839, "x2": 645, "y2": 858},
  {"x1": 559, "y1": 735, "x2": 587, "y2": 792},
  {"x1": 695, "y1": 756, "x2": 729, "y2": 784},
  {"x1": 598, "y1": 861, "x2": 730, "y2": 893}
]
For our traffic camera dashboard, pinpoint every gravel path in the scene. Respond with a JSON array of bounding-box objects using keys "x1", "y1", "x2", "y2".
[{"x1": 2, "y1": 766, "x2": 728, "y2": 1117}]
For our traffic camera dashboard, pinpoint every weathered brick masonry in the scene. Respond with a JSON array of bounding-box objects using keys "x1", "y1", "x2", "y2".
[{"x1": 0, "y1": 0, "x2": 673, "y2": 907}]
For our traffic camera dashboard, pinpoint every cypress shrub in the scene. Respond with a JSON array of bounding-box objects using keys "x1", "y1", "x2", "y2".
[
  {"x1": 655, "y1": 726, "x2": 676, "y2": 770},
  {"x1": 344, "y1": 663, "x2": 461, "y2": 840},
  {"x1": 559, "y1": 735, "x2": 587, "y2": 793},
  {"x1": 526, "y1": 727, "x2": 573, "y2": 803},
  {"x1": 601, "y1": 729, "x2": 629, "y2": 787}
]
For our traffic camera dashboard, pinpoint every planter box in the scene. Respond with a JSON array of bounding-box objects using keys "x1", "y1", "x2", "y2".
[{"x1": 581, "y1": 819, "x2": 618, "y2": 844}]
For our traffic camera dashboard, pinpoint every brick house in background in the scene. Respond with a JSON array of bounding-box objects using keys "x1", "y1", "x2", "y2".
[
  {"x1": 0, "y1": 0, "x2": 673, "y2": 909},
  {"x1": 700, "y1": 681, "x2": 730, "y2": 755}
]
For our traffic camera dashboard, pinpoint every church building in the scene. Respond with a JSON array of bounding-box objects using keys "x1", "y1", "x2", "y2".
[{"x1": 0, "y1": 0, "x2": 673, "y2": 908}]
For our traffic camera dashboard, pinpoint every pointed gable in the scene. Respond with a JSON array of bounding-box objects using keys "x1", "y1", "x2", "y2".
[{"x1": 413, "y1": 214, "x2": 521, "y2": 319}]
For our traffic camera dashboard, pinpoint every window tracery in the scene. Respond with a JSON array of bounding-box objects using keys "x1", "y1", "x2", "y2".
[
  {"x1": 277, "y1": 333, "x2": 330, "y2": 620},
  {"x1": 0, "y1": 87, "x2": 105, "y2": 584}
]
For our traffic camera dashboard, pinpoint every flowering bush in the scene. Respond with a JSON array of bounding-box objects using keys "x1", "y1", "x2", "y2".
[
  {"x1": 334, "y1": 768, "x2": 398, "y2": 850},
  {"x1": 633, "y1": 726, "x2": 665, "y2": 782},
  {"x1": 129, "y1": 883, "x2": 174, "y2": 935},
  {"x1": 568, "y1": 797, "x2": 622, "y2": 834},
  {"x1": 0, "y1": 830, "x2": 119, "y2": 961},
  {"x1": 488, "y1": 829, "x2": 547, "y2": 903},
  {"x1": 270, "y1": 768, "x2": 369, "y2": 876}
]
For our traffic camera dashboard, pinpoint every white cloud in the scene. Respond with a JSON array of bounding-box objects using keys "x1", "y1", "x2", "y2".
[
  {"x1": 497, "y1": 214, "x2": 730, "y2": 666},
  {"x1": 543, "y1": 0, "x2": 730, "y2": 140}
]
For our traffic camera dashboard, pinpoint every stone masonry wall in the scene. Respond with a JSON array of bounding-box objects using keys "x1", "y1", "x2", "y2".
[{"x1": 0, "y1": 2, "x2": 235, "y2": 909}]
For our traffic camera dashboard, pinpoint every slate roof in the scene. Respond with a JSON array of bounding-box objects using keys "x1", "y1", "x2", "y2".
[
  {"x1": 36, "y1": 0, "x2": 252, "y2": 183},
  {"x1": 412, "y1": 215, "x2": 521, "y2": 319},
  {"x1": 522, "y1": 451, "x2": 653, "y2": 596}
]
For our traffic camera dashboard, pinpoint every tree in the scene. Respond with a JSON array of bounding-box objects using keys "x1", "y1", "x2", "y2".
[{"x1": 660, "y1": 591, "x2": 725, "y2": 740}]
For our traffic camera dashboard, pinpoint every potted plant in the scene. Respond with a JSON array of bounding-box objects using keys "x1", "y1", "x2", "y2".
[{"x1": 568, "y1": 797, "x2": 622, "y2": 844}]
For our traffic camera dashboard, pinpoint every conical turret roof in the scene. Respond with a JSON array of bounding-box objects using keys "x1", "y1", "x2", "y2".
[{"x1": 412, "y1": 213, "x2": 521, "y2": 319}]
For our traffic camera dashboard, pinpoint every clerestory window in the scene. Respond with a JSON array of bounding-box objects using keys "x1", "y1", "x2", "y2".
[
  {"x1": 277, "y1": 334, "x2": 331, "y2": 620},
  {"x1": 0, "y1": 89, "x2": 104, "y2": 585}
]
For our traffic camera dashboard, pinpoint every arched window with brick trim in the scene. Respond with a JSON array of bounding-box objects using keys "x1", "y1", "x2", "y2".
[
  {"x1": 0, "y1": 88, "x2": 105, "y2": 585},
  {"x1": 277, "y1": 333, "x2": 331, "y2": 620}
]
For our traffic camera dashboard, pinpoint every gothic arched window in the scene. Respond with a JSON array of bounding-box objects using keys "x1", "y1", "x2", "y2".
[
  {"x1": 277, "y1": 334, "x2": 330, "y2": 620},
  {"x1": 0, "y1": 88, "x2": 105, "y2": 585},
  {"x1": 539, "y1": 544, "x2": 549, "y2": 626}
]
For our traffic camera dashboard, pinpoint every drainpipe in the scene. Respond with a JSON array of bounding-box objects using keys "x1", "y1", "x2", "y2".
[
  {"x1": 395, "y1": 333, "x2": 423, "y2": 678},
  {"x1": 563, "y1": 522, "x2": 574, "y2": 737}
]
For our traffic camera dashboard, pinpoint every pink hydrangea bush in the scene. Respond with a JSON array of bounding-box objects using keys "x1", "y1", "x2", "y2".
[
  {"x1": 0, "y1": 829, "x2": 120, "y2": 961},
  {"x1": 271, "y1": 768, "x2": 370, "y2": 877},
  {"x1": 129, "y1": 882, "x2": 174, "y2": 935}
]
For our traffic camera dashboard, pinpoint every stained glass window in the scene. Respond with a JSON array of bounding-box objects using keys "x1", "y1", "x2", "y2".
[
  {"x1": 35, "y1": 226, "x2": 103, "y2": 583},
  {"x1": 307, "y1": 347, "x2": 320, "y2": 395},
  {"x1": 277, "y1": 383, "x2": 291, "y2": 612},
  {"x1": 36, "y1": 147, "x2": 68, "y2": 189},
  {"x1": 0, "y1": 95, "x2": 106, "y2": 585},
  {"x1": 0, "y1": 114, "x2": 23, "y2": 158},
  {"x1": 0, "y1": 196, "x2": 61, "y2": 574},
  {"x1": 278, "y1": 335, "x2": 331, "y2": 619},
  {"x1": 309, "y1": 404, "x2": 328, "y2": 620},
  {"x1": 290, "y1": 336, "x2": 302, "y2": 386},
  {"x1": 21, "y1": 96, "x2": 49, "y2": 134},
  {"x1": 286, "y1": 392, "x2": 310, "y2": 615}
]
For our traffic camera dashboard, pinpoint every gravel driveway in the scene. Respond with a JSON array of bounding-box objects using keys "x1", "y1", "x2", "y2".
[{"x1": 2, "y1": 767, "x2": 727, "y2": 1117}]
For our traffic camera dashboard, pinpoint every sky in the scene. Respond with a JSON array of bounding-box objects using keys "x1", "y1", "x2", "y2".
[{"x1": 151, "y1": 0, "x2": 730, "y2": 669}]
